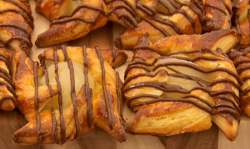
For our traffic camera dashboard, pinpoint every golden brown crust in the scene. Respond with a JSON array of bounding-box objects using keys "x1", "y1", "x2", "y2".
[
  {"x1": 12, "y1": 46, "x2": 125, "y2": 144},
  {"x1": 123, "y1": 34, "x2": 240, "y2": 141}
]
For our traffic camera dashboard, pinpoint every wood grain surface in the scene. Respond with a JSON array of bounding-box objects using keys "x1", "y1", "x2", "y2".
[{"x1": 0, "y1": 1, "x2": 249, "y2": 149}]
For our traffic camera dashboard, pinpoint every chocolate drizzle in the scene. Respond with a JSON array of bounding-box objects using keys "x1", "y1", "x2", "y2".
[
  {"x1": 61, "y1": 45, "x2": 69, "y2": 60},
  {"x1": 124, "y1": 57, "x2": 241, "y2": 84},
  {"x1": 124, "y1": 45, "x2": 241, "y2": 121},
  {"x1": 82, "y1": 46, "x2": 93, "y2": 128},
  {"x1": 33, "y1": 62, "x2": 43, "y2": 143},
  {"x1": 44, "y1": 66, "x2": 53, "y2": 97},
  {"x1": 127, "y1": 94, "x2": 240, "y2": 119},
  {"x1": 95, "y1": 46, "x2": 114, "y2": 130},
  {"x1": 53, "y1": 48, "x2": 66, "y2": 144},
  {"x1": 137, "y1": 1, "x2": 156, "y2": 16},
  {"x1": 175, "y1": 7, "x2": 195, "y2": 29},
  {"x1": 39, "y1": 54, "x2": 53, "y2": 97},
  {"x1": 157, "y1": 0, "x2": 181, "y2": 14},
  {"x1": 67, "y1": 59, "x2": 80, "y2": 138},
  {"x1": 142, "y1": 18, "x2": 170, "y2": 36},
  {"x1": 152, "y1": 16, "x2": 183, "y2": 34},
  {"x1": 50, "y1": 107, "x2": 57, "y2": 142}
]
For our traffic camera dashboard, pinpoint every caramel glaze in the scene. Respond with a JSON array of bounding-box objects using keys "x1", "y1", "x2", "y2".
[
  {"x1": 51, "y1": 0, "x2": 137, "y2": 28},
  {"x1": 36, "y1": 45, "x2": 121, "y2": 143},
  {"x1": 0, "y1": 0, "x2": 33, "y2": 50},
  {"x1": 123, "y1": 46, "x2": 241, "y2": 121},
  {"x1": 0, "y1": 45, "x2": 17, "y2": 107}
]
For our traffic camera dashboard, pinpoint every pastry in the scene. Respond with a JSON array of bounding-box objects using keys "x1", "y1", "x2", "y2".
[
  {"x1": 228, "y1": 47, "x2": 250, "y2": 117},
  {"x1": 12, "y1": 46, "x2": 127, "y2": 144},
  {"x1": 233, "y1": 0, "x2": 250, "y2": 48},
  {"x1": 0, "y1": 43, "x2": 16, "y2": 111},
  {"x1": 0, "y1": 0, "x2": 33, "y2": 55},
  {"x1": 35, "y1": 0, "x2": 138, "y2": 47},
  {"x1": 123, "y1": 34, "x2": 240, "y2": 141}
]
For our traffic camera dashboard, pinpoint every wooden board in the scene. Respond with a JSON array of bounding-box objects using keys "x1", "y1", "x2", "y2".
[{"x1": 1, "y1": 1, "x2": 249, "y2": 148}]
